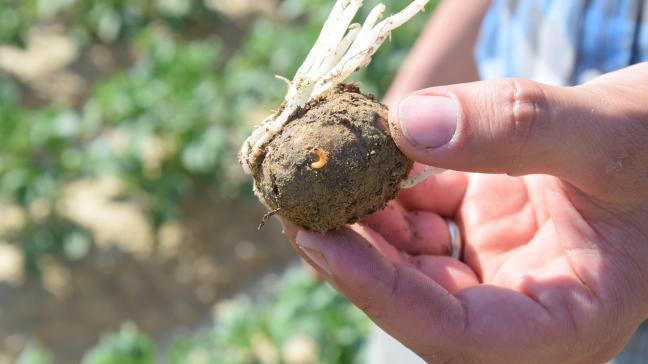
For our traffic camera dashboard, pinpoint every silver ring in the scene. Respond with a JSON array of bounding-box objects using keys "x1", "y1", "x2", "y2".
[{"x1": 446, "y1": 219, "x2": 462, "y2": 260}]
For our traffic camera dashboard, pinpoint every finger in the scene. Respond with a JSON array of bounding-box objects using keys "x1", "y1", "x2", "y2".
[
  {"x1": 397, "y1": 166, "x2": 467, "y2": 216},
  {"x1": 363, "y1": 200, "x2": 452, "y2": 256},
  {"x1": 362, "y1": 200, "x2": 412, "y2": 248},
  {"x1": 295, "y1": 227, "x2": 467, "y2": 359},
  {"x1": 364, "y1": 201, "x2": 457, "y2": 257},
  {"x1": 388, "y1": 73, "x2": 645, "y2": 198},
  {"x1": 281, "y1": 217, "x2": 405, "y2": 274},
  {"x1": 414, "y1": 255, "x2": 479, "y2": 294},
  {"x1": 403, "y1": 211, "x2": 451, "y2": 255},
  {"x1": 348, "y1": 223, "x2": 402, "y2": 263}
]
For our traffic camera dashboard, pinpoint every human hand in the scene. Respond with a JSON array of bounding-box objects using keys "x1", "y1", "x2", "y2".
[{"x1": 283, "y1": 63, "x2": 648, "y2": 363}]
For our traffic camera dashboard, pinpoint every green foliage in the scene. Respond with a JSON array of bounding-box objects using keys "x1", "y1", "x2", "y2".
[
  {"x1": 9, "y1": 214, "x2": 92, "y2": 273},
  {"x1": 3, "y1": 1, "x2": 432, "y2": 362},
  {"x1": 0, "y1": 83, "x2": 83, "y2": 204},
  {"x1": 86, "y1": 28, "x2": 238, "y2": 228},
  {"x1": 0, "y1": 0, "x2": 435, "y2": 270},
  {"x1": 0, "y1": 76, "x2": 94, "y2": 273},
  {"x1": 0, "y1": 0, "x2": 219, "y2": 45},
  {"x1": 16, "y1": 267, "x2": 370, "y2": 363},
  {"x1": 170, "y1": 268, "x2": 369, "y2": 364},
  {"x1": 81, "y1": 323, "x2": 154, "y2": 364},
  {"x1": 15, "y1": 342, "x2": 52, "y2": 364}
]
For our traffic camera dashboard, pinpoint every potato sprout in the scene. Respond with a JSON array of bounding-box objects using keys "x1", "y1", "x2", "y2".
[
  {"x1": 240, "y1": 0, "x2": 447, "y2": 232},
  {"x1": 240, "y1": 0, "x2": 441, "y2": 188}
]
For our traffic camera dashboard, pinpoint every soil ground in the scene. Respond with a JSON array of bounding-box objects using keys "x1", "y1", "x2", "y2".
[{"x1": 0, "y1": 193, "x2": 294, "y2": 364}]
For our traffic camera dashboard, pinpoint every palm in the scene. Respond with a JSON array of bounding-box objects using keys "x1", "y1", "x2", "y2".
[
  {"x1": 287, "y1": 166, "x2": 645, "y2": 363},
  {"x1": 460, "y1": 173, "x2": 556, "y2": 286},
  {"x1": 360, "y1": 167, "x2": 637, "y2": 362}
]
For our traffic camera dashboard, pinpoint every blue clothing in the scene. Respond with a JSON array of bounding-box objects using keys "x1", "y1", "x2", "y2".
[{"x1": 476, "y1": 0, "x2": 648, "y2": 85}]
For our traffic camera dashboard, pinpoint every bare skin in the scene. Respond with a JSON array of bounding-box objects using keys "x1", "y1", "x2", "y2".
[
  {"x1": 278, "y1": 1, "x2": 648, "y2": 362},
  {"x1": 284, "y1": 62, "x2": 648, "y2": 364}
]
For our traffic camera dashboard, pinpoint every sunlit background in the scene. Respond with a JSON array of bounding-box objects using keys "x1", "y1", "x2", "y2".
[{"x1": 0, "y1": 0, "x2": 436, "y2": 363}]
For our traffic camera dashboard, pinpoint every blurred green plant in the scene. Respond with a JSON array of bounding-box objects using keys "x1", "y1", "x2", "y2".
[
  {"x1": 0, "y1": 0, "x2": 435, "y2": 271},
  {"x1": 81, "y1": 323, "x2": 155, "y2": 364},
  {"x1": 15, "y1": 267, "x2": 370, "y2": 364},
  {"x1": 85, "y1": 28, "x2": 239, "y2": 229},
  {"x1": 169, "y1": 267, "x2": 369, "y2": 364},
  {"x1": 15, "y1": 324, "x2": 154, "y2": 364},
  {"x1": 15, "y1": 342, "x2": 52, "y2": 364},
  {"x1": 0, "y1": 0, "x2": 219, "y2": 45},
  {"x1": 2, "y1": 2, "x2": 434, "y2": 361},
  {"x1": 0, "y1": 76, "x2": 94, "y2": 273}
]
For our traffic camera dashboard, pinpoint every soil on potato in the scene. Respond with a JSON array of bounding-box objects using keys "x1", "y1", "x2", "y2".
[{"x1": 254, "y1": 84, "x2": 412, "y2": 232}]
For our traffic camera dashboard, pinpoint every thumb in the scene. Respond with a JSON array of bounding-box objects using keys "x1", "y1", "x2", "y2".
[
  {"x1": 296, "y1": 227, "x2": 466, "y2": 360},
  {"x1": 388, "y1": 77, "x2": 635, "y2": 197}
]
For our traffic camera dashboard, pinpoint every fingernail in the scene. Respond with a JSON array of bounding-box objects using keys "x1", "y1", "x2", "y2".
[
  {"x1": 398, "y1": 95, "x2": 458, "y2": 148},
  {"x1": 297, "y1": 232, "x2": 332, "y2": 277}
]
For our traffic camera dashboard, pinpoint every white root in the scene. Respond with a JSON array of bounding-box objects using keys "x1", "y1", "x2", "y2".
[
  {"x1": 399, "y1": 165, "x2": 445, "y2": 188},
  {"x1": 240, "y1": 0, "x2": 431, "y2": 184},
  {"x1": 321, "y1": 23, "x2": 361, "y2": 76},
  {"x1": 274, "y1": 75, "x2": 291, "y2": 86}
]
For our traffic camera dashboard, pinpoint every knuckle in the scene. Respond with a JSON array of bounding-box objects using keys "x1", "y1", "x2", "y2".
[
  {"x1": 497, "y1": 78, "x2": 549, "y2": 174},
  {"x1": 502, "y1": 78, "x2": 546, "y2": 140}
]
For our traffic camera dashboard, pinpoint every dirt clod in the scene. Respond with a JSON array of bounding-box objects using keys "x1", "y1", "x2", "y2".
[{"x1": 253, "y1": 85, "x2": 412, "y2": 232}]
